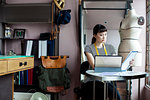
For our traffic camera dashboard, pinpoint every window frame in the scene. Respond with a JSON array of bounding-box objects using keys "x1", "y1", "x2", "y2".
[{"x1": 146, "y1": 0, "x2": 150, "y2": 85}]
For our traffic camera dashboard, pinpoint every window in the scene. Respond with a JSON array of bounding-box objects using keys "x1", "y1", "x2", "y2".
[{"x1": 146, "y1": 0, "x2": 150, "y2": 85}]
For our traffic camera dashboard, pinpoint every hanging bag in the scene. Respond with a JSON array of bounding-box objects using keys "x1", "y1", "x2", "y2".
[
  {"x1": 56, "y1": 9, "x2": 71, "y2": 25},
  {"x1": 38, "y1": 64, "x2": 71, "y2": 93},
  {"x1": 41, "y1": 56, "x2": 67, "y2": 68},
  {"x1": 38, "y1": 55, "x2": 70, "y2": 93}
]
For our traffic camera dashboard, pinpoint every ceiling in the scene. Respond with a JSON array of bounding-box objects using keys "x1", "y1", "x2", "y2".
[
  {"x1": 83, "y1": 10, "x2": 125, "y2": 30},
  {"x1": 82, "y1": 0, "x2": 132, "y2": 30}
]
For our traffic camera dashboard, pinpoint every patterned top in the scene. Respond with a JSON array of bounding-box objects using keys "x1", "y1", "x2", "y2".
[{"x1": 84, "y1": 43, "x2": 116, "y2": 57}]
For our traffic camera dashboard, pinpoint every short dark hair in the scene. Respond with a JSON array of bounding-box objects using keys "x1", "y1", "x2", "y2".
[
  {"x1": 92, "y1": 24, "x2": 107, "y2": 44},
  {"x1": 93, "y1": 24, "x2": 107, "y2": 35}
]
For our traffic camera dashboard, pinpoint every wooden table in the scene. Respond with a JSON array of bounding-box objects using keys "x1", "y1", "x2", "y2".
[{"x1": 0, "y1": 55, "x2": 34, "y2": 100}]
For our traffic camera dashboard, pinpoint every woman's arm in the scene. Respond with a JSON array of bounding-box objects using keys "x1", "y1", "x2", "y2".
[{"x1": 85, "y1": 52, "x2": 95, "y2": 69}]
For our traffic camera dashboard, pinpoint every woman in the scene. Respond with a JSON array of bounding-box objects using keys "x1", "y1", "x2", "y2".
[
  {"x1": 84, "y1": 24, "x2": 121, "y2": 100},
  {"x1": 85, "y1": 24, "x2": 116, "y2": 69}
]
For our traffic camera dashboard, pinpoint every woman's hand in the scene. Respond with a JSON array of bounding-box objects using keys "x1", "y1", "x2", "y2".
[{"x1": 129, "y1": 59, "x2": 134, "y2": 67}]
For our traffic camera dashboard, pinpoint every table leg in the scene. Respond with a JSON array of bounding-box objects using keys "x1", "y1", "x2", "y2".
[
  {"x1": 138, "y1": 79, "x2": 140, "y2": 100},
  {"x1": 116, "y1": 83, "x2": 117, "y2": 100},
  {"x1": 104, "y1": 82, "x2": 106, "y2": 100},
  {"x1": 129, "y1": 80, "x2": 132, "y2": 100},
  {"x1": 112, "y1": 82, "x2": 118, "y2": 100},
  {"x1": 126, "y1": 80, "x2": 130, "y2": 100},
  {"x1": 106, "y1": 82, "x2": 108, "y2": 100},
  {"x1": 93, "y1": 80, "x2": 95, "y2": 100},
  {"x1": 113, "y1": 82, "x2": 115, "y2": 100},
  {"x1": 0, "y1": 74, "x2": 13, "y2": 100}
]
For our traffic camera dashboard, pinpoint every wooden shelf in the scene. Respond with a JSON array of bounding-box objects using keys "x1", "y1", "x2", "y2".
[
  {"x1": 0, "y1": 38, "x2": 51, "y2": 40},
  {"x1": 0, "y1": 3, "x2": 52, "y2": 23}
]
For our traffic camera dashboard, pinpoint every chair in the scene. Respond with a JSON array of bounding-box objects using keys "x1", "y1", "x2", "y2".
[{"x1": 74, "y1": 61, "x2": 121, "y2": 100}]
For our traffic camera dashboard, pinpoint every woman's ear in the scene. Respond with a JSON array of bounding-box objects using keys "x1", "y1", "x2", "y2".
[{"x1": 93, "y1": 34, "x2": 96, "y2": 38}]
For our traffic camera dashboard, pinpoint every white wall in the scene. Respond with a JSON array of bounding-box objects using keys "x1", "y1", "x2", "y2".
[
  {"x1": 4, "y1": 0, "x2": 147, "y2": 100},
  {"x1": 59, "y1": 0, "x2": 80, "y2": 100},
  {"x1": 132, "y1": 0, "x2": 146, "y2": 100}
]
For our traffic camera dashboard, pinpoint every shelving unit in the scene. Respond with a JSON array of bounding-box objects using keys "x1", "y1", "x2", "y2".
[
  {"x1": 0, "y1": 3, "x2": 52, "y2": 23},
  {"x1": 0, "y1": 2, "x2": 53, "y2": 55},
  {"x1": 0, "y1": 1, "x2": 56, "y2": 100}
]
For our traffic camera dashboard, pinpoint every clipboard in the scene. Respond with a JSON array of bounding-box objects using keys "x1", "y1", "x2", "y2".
[{"x1": 121, "y1": 51, "x2": 138, "y2": 71}]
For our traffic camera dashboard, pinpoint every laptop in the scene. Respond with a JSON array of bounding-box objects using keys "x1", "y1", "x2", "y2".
[
  {"x1": 95, "y1": 55, "x2": 122, "y2": 68},
  {"x1": 94, "y1": 51, "x2": 138, "y2": 73}
]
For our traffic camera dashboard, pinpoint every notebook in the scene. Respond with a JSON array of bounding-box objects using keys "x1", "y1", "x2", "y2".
[{"x1": 94, "y1": 51, "x2": 138, "y2": 72}]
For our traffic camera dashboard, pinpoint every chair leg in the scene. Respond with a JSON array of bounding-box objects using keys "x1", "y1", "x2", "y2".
[{"x1": 74, "y1": 93, "x2": 81, "y2": 100}]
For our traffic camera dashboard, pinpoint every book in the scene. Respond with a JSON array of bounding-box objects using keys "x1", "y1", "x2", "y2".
[
  {"x1": 41, "y1": 40, "x2": 47, "y2": 56},
  {"x1": 24, "y1": 70, "x2": 28, "y2": 85},
  {"x1": 38, "y1": 40, "x2": 42, "y2": 58},
  {"x1": 28, "y1": 69, "x2": 33, "y2": 85},
  {"x1": 47, "y1": 40, "x2": 55, "y2": 56},
  {"x1": 38, "y1": 40, "x2": 47, "y2": 58},
  {"x1": 20, "y1": 71, "x2": 24, "y2": 85},
  {"x1": 25, "y1": 40, "x2": 33, "y2": 56}
]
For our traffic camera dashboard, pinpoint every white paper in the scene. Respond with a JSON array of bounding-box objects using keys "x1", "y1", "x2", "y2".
[
  {"x1": 100, "y1": 72, "x2": 119, "y2": 76},
  {"x1": 121, "y1": 51, "x2": 138, "y2": 71}
]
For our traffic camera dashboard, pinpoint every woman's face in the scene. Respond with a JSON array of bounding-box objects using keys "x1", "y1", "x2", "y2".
[{"x1": 94, "y1": 31, "x2": 107, "y2": 43}]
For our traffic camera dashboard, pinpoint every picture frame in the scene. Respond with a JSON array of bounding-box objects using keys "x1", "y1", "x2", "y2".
[
  {"x1": 13, "y1": 29, "x2": 25, "y2": 39},
  {"x1": 4, "y1": 27, "x2": 12, "y2": 38}
]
